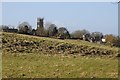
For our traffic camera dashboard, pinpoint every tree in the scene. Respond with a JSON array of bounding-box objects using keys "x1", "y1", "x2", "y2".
[
  {"x1": 105, "y1": 34, "x2": 115, "y2": 43},
  {"x1": 1, "y1": 25, "x2": 9, "y2": 32},
  {"x1": 31, "y1": 29, "x2": 36, "y2": 35},
  {"x1": 18, "y1": 22, "x2": 32, "y2": 34},
  {"x1": 71, "y1": 29, "x2": 90, "y2": 39},
  {"x1": 57, "y1": 27, "x2": 70, "y2": 39},
  {"x1": 71, "y1": 30, "x2": 83, "y2": 39},
  {"x1": 80, "y1": 29, "x2": 90, "y2": 35},
  {"x1": 44, "y1": 22, "x2": 52, "y2": 30},
  {"x1": 47, "y1": 24, "x2": 58, "y2": 37},
  {"x1": 91, "y1": 32, "x2": 103, "y2": 42},
  {"x1": 1, "y1": 25, "x2": 18, "y2": 33},
  {"x1": 112, "y1": 37, "x2": 120, "y2": 47},
  {"x1": 105, "y1": 34, "x2": 120, "y2": 47}
]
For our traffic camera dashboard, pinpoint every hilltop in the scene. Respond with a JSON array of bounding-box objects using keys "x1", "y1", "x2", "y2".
[{"x1": 2, "y1": 32, "x2": 118, "y2": 57}]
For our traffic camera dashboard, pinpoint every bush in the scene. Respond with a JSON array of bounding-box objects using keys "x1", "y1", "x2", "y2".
[
  {"x1": 57, "y1": 27, "x2": 70, "y2": 39},
  {"x1": 112, "y1": 37, "x2": 120, "y2": 47},
  {"x1": 105, "y1": 34, "x2": 115, "y2": 43}
]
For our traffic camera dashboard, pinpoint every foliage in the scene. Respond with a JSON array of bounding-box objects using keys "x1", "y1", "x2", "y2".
[
  {"x1": 1, "y1": 25, "x2": 18, "y2": 33},
  {"x1": 91, "y1": 32, "x2": 103, "y2": 42},
  {"x1": 112, "y1": 37, "x2": 120, "y2": 47},
  {"x1": 57, "y1": 27, "x2": 70, "y2": 39},
  {"x1": 105, "y1": 34, "x2": 116, "y2": 43},
  {"x1": 18, "y1": 22, "x2": 32, "y2": 34},
  {"x1": 46, "y1": 24, "x2": 58, "y2": 37},
  {"x1": 31, "y1": 29, "x2": 36, "y2": 35},
  {"x1": 71, "y1": 29, "x2": 90, "y2": 39},
  {"x1": 1, "y1": 25, "x2": 9, "y2": 30},
  {"x1": 80, "y1": 29, "x2": 90, "y2": 35}
]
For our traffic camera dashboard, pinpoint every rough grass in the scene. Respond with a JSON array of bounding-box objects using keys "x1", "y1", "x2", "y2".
[
  {"x1": 2, "y1": 53, "x2": 118, "y2": 78},
  {"x1": 2, "y1": 32, "x2": 119, "y2": 78},
  {"x1": 2, "y1": 32, "x2": 119, "y2": 56},
  {"x1": 0, "y1": 53, "x2": 2, "y2": 79}
]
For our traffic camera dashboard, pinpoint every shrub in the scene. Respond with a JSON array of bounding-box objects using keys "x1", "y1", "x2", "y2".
[
  {"x1": 57, "y1": 27, "x2": 70, "y2": 39},
  {"x1": 105, "y1": 34, "x2": 115, "y2": 43},
  {"x1": 112, "y1": 37, "x2": 120, "y2": 47}
]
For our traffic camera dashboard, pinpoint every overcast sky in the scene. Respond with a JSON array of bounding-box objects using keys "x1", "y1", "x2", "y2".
[{"x1": 2, "y1": 2, "x2": 118, "y2": 35}]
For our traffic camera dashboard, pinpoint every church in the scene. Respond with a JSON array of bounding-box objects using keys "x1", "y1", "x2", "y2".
[{"x1": 35, "y1": 17, "x2": 45, "y2": 36}]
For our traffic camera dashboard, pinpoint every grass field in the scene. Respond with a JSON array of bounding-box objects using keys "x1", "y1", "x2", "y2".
[
  {"x1": 2, "y1": 53, "x2": 118, "y2": 78},
  {"x1": 2, "y1": 32, "x2": 119, "y2": 78}
]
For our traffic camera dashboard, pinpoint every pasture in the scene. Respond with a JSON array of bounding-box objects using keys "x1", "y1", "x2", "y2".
[
  {"x1": 2, "y1": 53, "x2": 118, "y2": 78},
  {"x1": 2, "y1": 32, "x2": 119, "y2": 78}
]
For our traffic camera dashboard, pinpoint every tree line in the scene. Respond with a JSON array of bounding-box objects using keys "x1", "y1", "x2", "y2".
[{"x1": 1, "y1": 21, "x2": 120, "y2": 47}]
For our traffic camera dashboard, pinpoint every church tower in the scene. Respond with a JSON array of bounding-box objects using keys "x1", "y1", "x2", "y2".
[
  {"x1": 36, "y1": 17, "x2": 44, "y2": 36},
  {"x1": 37, "y1": 18, "x2": 44, "y2": 29}
]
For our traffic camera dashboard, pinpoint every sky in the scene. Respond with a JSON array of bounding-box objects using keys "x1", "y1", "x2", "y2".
[
  {"x1": 2, "y1": 2, "x2": 118, "y2": 35},
  {"x1": 1, "y1": 0, "x2": 119, "y2": 2}
]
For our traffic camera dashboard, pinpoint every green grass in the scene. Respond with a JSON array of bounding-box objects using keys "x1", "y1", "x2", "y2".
[
  {"x1": 2, "y1": 32, "x2": 119, "y2": 78},
  {"x1": 0, "y1": 53, "x2": 2, "y2": 79},
  {"x1": 2, "y1": 53, "x2": 118, "y2": 78}
]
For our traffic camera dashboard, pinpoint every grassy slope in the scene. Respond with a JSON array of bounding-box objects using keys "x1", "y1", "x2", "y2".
[
  {"x1": 2, "y1": 32, "x2": 119, "y2": 78},
  {"x1": 2, "y1": 53, "x2": 118, "y2": 78},
  {"x1": 2, "y1": 32, "x2": 118, "y2": 56},
  {"x1": 5, "y1": 32, "x2": 118, "y2": 51}
]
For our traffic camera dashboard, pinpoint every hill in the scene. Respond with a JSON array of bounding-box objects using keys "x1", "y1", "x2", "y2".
[
  {"x1": 2, "y1": 32, "x2": 119, "y2": 78},
  {"x1": 2, "y1": 32, "x2": 118, "y2": 57}
]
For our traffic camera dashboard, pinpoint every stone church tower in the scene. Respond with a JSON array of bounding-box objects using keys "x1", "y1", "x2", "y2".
[{"x1": 36, "y1": 17, "x2": 44, "y2": 36}]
